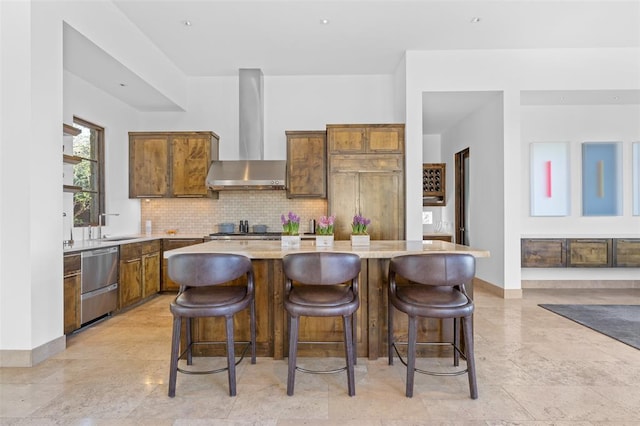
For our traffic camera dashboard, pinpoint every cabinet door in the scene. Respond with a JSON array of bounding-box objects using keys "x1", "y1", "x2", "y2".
[
  {"x1": 162, "y1": 239, "x2": 204, "y2": 291},
  {"x1": 142, "y1": 252, "x2": 161, "y2": 298},
  {"x1": 286, "y1": 131, "x2": 326, "y2": 198},
  {"x1": 614, "y1": 239, "x2": 640, "y2": 267},
  {"x1": 568, "y1": 239, "x2": 613, "y2": 267},
  {"x1": 171, "y1": 135, "x2": 211, "y2": 197},
  {"x1": 120, "y1": 258, "x2": 142, "y2": 308},
  {"x1": 63, "y1": 273, "x2": 81, "y2": 334},
  {"x1": 328, "y1": 171, "x2": 359, "y2": 239},
  {"x1": 327, "y1": 125, "x2": 365, "y2": 154},
  {"x1": 359, "y1": 171, "x2": 404, "y2": 241},
  {"x1": 129, "y1": 135, "x2": 169, "y2": 198},
  {"x1": 367, "y1": 125, "x2": 404, "y2": 153},
  {"x1": 521, "y1": 239, "x2": 567, "y2": 267}
]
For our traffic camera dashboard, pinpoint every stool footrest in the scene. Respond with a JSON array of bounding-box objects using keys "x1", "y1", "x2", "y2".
[
  {"x1": 295, "y1": 365, "x2": 347, "y2": 375},
  {"x1": 391, "y1": 342, "x2": 468, "y2": 377},
  {"x1": 177, "y1": 340, "x2": 252, "y2": 375}
]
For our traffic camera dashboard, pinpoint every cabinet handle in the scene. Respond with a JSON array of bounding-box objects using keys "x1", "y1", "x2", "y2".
[
  {"x1": 124, "y1": 258, "x2": 141, "y2": 264},
  {"x1": 136, "y1": 195, "x2": 162, "y2": 198},
  {"x1": 64, "y1": 271, "x2": 80, "y2": 278}
]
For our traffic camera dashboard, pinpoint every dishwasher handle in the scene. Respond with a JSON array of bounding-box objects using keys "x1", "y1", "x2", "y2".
[{"x1": 82, "y1": 247, "x2": 119, "y2": 258}]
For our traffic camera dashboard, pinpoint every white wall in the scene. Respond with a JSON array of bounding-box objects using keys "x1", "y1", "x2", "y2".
[
  {"x1": 521, "y1": 103, "x2": 640, "y2": 281},
  {"x1": 64, "y1": 72, "x2": 143, "y2": 237},
  {"x1": 441, "y1": 94, "x2": 505, "y2": 287},
  {"x1": 135, "y1": 75, "x2": 397, "y2": 160},
  {"x1": 405, "y1": 48, "x2": 640, "y2": 290}
]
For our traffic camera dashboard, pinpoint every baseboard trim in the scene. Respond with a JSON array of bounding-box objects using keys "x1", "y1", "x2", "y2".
[
  {"x1": 522, "y1": 280, "x2": 640, "y2": 289},
  {"x1": 0, "y1": 335, "x2": 66, "y2": 367},
  {"x1": 474, "y1": 278, "x2": 522, "y2": 299}
]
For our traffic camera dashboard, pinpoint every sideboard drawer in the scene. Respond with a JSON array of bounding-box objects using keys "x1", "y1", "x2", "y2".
[
  {"x1": 521, "y1": 238, "x2": 566, "y2": 267},
  {"x1": 567, "y1": 239, "x2": 613, "y2": 267},
  {"x1": 613, "y1": 239, "x2": 640, "y2": 267}
]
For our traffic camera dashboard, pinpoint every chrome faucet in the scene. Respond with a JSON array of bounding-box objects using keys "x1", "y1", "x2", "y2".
[{"x1": 98, "y1": 213, "x2": 120, "y2": 239}]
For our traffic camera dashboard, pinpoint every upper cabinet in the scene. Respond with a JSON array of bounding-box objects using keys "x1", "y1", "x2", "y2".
[
  {"x1": 128, "y1": 131, "x2": 219, "y2": 198},
  {"x1": 326, "y1": 124, "x2": 404, "y2": 154},
  {"x1": 286, "y1": 130, "x2": 327, "y2": 198}
]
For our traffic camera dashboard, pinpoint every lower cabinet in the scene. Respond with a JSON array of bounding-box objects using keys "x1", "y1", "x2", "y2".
[
  {"x1": 63, "y1": 253, "x2": 81, "y2": 334},
  {"x1": 161, "y1": 238, "x2": 204, "y2": 291},
  {"x1": 120, "y1": 240, "x2": 161, "y2": 309}
]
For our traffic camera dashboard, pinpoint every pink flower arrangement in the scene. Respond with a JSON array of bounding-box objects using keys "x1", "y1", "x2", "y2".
[{"x1": 316, "y1": 215, "x2": 336, "y2": 235}]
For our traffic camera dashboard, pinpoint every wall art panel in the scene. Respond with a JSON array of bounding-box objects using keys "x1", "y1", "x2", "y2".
[
  {"x1": 582, "y1": 142, "x2": 622, "y2": 216},
  {"x1": 530, "y1": 142, "x2": 570, "y2": 216}
]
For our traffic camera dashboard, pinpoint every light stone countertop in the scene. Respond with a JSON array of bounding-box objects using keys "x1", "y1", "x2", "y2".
[
  {"x1": 63, "y1": 233, "x2": 206, "y2": 253},
  {"x1": 162, "y1": 239, "x2": 490, "y2": 259}
]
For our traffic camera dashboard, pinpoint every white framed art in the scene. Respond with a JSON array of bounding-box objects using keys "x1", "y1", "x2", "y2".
[{"x1": 530, "y1": 142, "x2": 570, "y2": 216}]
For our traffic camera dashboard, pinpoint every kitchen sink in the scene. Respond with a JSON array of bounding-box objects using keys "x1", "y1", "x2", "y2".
[{"x1": 102, "y1": 236, "x2": 139, "y2": 242}]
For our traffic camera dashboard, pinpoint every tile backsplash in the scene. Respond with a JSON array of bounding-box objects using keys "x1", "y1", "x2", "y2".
[{"x1": 140, "y1": 191, "x2": 327, "y2": 235}]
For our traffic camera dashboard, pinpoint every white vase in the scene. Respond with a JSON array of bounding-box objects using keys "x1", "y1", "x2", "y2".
[
  {"x1": 350, "y1": 234, "x2": 370, "y2": 246},
  {"x1": 281, "y1": 235, "x2": 301, "y2": 248},
  {"x1": 315, "y1": 235, "x2": 334, "y2": 247}
]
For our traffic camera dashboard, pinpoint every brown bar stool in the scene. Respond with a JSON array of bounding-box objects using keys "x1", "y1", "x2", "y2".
[
  {"x1": 168, "y1": 253, "x2": 256, "y2": 397},
  {"x1": 282, "y1": 252, "x2": 361, "y2": 396},
  {"x1": 387, "y1": 253, "x2": 478, "y2": 399}
]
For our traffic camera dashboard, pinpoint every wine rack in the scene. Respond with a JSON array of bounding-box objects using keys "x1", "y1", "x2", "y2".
[{"x1": 422, "y1": 163, "x2": 446, "y2": 206}]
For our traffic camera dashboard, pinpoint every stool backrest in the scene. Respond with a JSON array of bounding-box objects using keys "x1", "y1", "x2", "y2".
[
  {"x1": 168, "y1": 253, "x2": 253, "y2": 287},
  {"x1": 283, "y1": 252, "x2": 361, "y2": 285},
  {"x1": 390, "y1": 253, "x2": 475, "y2": 287}
]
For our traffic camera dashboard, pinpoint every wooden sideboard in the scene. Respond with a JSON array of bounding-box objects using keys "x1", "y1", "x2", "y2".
[{"x1": 521, "y1": 238, "x2": 640, "y2": 268}]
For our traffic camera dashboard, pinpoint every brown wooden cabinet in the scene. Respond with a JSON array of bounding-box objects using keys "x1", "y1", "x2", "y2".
[
  {"x1": 63, "y1": 253, "x2": 81, "y2": 334},
  {"x1": 286, "y1": 130, "x2": 326, "y2": 198},
  {"x1": 327, "y1": 124, "x2": 404, "y2": 154},
  {"x1": 161, "y1": 238, "x2": 204, "y2": 291},
  {"x1": 128, "y1": 131, "x2": 219, "y2": 198},
  {"x1": 568, "y1": 239, "x2": 613, "y2": 267},
  {"x1": 422, "y1": 163, "x2": 446, "y2": 206},
  {"x1": 327, "y1": 124, "x2": 405, "y2": 241},
  {"x1": 521, "y1": 238, "x2": 567, "y2": 267},
  {"x1": 119, "y1": 240, "x2": 161, "y2": 309},
  {"x1": 613, "y1": 239, "x2": 640, "y2": 267}
]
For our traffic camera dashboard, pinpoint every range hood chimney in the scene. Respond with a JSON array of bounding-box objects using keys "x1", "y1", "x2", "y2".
[{"x1": 206, "y1": 69, "x2": 287, "y2": 190}]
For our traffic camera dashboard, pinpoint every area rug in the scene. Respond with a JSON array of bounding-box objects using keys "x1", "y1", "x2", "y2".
[{"x1": 539, "y1": 304, "x2": 640, "y2": 350}]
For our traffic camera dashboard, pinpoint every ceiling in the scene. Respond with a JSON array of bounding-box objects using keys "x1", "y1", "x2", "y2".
[{"x1": 63, "y1": 0, "x2": 640, "y2": 132}]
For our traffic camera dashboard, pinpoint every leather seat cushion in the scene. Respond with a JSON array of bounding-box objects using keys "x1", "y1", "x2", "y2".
[
  {"x1": 289, "y1": 285, "x2": 354, "y2": 307},
  {"x1": 176, "y1": 286, "x2": 247, "y2": 308},
  {"x1": 396, "y1": 285, "x2": 468, "y2": 308}
]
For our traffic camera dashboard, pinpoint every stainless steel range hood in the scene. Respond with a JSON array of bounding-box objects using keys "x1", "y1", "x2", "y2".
[{"x1": 206, "y1": 69, "x2": 286, "y2": 190}]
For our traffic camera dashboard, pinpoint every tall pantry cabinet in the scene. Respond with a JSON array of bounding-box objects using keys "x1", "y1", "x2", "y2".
[{"x1": 327, "y1": 124, "x2": 405, "y2": 240}]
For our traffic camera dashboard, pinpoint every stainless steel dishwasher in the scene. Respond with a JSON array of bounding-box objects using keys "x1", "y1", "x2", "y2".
[{"x1": 81, "y1": 246, "x2": 119, "y2": 324}]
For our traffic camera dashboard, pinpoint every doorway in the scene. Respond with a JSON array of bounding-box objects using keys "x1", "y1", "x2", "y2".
[{"x1": 455, "y1": 148, "x2": 470, "y2": 245}]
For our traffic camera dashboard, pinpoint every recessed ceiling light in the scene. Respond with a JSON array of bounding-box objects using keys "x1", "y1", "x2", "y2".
[
  {"x1": 320, "y1": 18, "x2": 330, "y2": 25},
  {"x1": 470, "y1": 17, "x2": 481, "y2": 23},
  {"x1": 184, "y1": 20, "x2": 192, "y2": 27},
  {"x1": 119, "y1": 83, "x2": 127, "y2": 87}
]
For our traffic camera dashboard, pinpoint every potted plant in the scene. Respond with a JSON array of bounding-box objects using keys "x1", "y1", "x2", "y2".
[
  {"x1": 315, "y1": 215, "x2": 335, "y2": 247},
  {"x1": 281, "y1": 211, "x2": 301, "y2": 248},
  {"x1": 350, "y1": 214, "x2": 371, "y2": 246}
]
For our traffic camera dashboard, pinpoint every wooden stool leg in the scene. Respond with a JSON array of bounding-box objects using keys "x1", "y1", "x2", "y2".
[
  {"x1": 287, "y1": 315, "x2": 299, "y2": 396},
  {"x1": 406, "y1": 315, "x2": 417, "y2": 398},
  {"x1": 343, "y1": 314, "x2": 356, "y2": 396},
  {"x1": 168, "y1": 315, "x2": 181, "y2": 397},
  {"x1": 225, "y1": 315, "x2": 237, "y2": 396},
  {"x1": 462, "y1": 315, "x2": 478, "y2": 399}
]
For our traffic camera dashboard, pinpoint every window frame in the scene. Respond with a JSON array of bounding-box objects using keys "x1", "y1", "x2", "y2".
[{"x1": 72, "y1": 117, "x2": 105, "y2": 226}]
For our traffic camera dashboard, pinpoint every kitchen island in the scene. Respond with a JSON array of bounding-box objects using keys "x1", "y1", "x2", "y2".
[{"x1": 164, "y1": 239, "x2": 489, "y2": 360}]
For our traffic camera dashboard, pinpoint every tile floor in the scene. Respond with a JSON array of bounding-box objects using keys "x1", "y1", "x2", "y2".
[{"x1": 1, "y1": 288, "x2": 639, "y2": 425}]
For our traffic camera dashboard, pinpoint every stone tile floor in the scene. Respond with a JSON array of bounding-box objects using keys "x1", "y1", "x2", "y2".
[{"x1": 1, "y1": 288, "x2": 639, "y2": 425}]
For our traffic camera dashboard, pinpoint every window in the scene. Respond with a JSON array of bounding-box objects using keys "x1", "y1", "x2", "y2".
[{"x1": 72, "y1": 117, "x2": 104, "y2": 226}]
